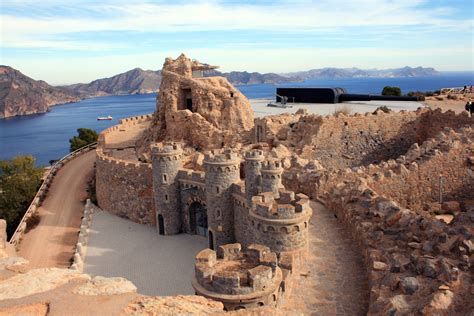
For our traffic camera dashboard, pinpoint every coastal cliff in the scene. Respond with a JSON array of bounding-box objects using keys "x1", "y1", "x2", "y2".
[{"x1": 0, "y1": 66, "x2": 80, "y2": 119}]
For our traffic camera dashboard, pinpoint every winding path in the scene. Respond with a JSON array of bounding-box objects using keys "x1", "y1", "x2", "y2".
[
  {"x1": 281, "y1": 201, "x2": 370, "y2": 315},
  {"x1": 18, "y1": 150, "x2": 96, "y2": 268}
]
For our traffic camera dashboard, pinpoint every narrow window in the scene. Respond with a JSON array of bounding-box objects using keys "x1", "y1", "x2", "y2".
[
  {"x1": 216, "y1": 186, "x2": 220, "y2": 194},
  {"x1": 163, "y1": 174, "x2": 168, "y2": 183},
  {"x1": 165, "y1": 194, "x2": 169, "y2": 201},
  {"x1": 217, "y1": 209, "x2": 222, "y2": 219}
]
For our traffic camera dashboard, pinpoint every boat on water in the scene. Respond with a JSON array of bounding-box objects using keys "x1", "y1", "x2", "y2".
[{"x1": 97, "y1": 115, "x2": 113, "y2": 121}]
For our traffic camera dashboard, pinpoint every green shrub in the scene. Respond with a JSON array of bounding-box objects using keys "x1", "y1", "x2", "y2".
[
  {"x1": 0, "y1": 156, "x2": 43, "y2": 238},
  {"x1": 447, "y1": 94, "x2": 458, "y2": 100},
  {"x1": 382, "y1": 86, "x2": 402, "y2": 96},
  {"x1": 69, "y1": 128, "x2": 98, "y2": 152}
]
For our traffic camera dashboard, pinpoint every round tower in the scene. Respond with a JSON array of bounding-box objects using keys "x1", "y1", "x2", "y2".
[
  {"x1": 204, "y1": 150, "x2": 240, "y2": 249},
  {"x1": 151, "y1": 142, "x2": 183, "y2": 235},
  {"x1": 192, "y1": 243, "x2": 282, "y2": 311},
  {"x1": 261, "y1": 159, "x2": 283, "y2": 198},
  {"x1": 250, "y1": 190, "x2": 312, "y2": 254},
  {"x1": 244, "y1": 149, "x2": 265, "y2": 203}
]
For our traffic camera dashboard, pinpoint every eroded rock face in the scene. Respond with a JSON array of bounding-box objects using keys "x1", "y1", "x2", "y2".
[
  {"x1": 73, "y1": 276, "x2": 137, "y2": 296},
  {"x1": 0, "y1": 268, "x2": 89, "y2": 300},
  {"x1": 136, "y1": 54, "x2": 254, "y2": 153},
  {"x1": 125, "y1": 295, "x2": 224, "y2": 315}
]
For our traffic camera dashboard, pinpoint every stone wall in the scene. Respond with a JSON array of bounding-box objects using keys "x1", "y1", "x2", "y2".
[
  {"x1": 96, "y1": 148, "x2": 155, "y2": 226},
  {"x1": 258, "y1": 108, "x2": 473, "y2": 170},
  {"x1": 70, "y1": 199, "x2": 100, "y2": 272},
  {"x1": 366, "y1": 126, "x2": 474, "y2": 212}
]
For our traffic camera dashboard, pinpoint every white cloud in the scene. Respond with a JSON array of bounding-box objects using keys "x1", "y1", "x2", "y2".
[{"x1": 1, "y1": 0, "x2": 472, "y2": 50}]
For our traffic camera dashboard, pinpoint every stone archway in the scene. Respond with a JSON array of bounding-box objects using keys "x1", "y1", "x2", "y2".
[{"x1": 189, "y1": 202, "x2": 208, "y2": 237}]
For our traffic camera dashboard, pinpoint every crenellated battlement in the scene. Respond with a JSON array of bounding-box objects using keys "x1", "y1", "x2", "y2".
[
  {"x1": 204, "y1": 149, "x2": 240, "y2": 166},
  {"x1": 251, "y1": 190, "x2": 311, "y2": 221},
  {"x1": 192, "y1": 243, "x2": 282, "y2": 310},
  {"x1": 244, "y1": 149, "x2": 265, "y2": 161},
  {"x1": 261, "y1": 159, "x2": 283, "y2": 173},
  {"x1": 151, "y1": 142, "x2": 183, "y2": 157}
]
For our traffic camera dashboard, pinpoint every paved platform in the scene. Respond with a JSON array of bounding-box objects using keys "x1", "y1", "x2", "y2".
[
  {"x1": 83, "y1": 211, "x2": 207, "y2": 296},
  {"x1": 250, "y1": 99, "x2": 423, "y2": 117}
]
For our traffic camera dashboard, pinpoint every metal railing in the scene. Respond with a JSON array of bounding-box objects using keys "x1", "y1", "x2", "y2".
[
  {"x1": 8, "y1": 142, "x2": 98, "y2": 246},
  {"x1": 440, "y1": 86, "x2": 473, "y2": 95}
]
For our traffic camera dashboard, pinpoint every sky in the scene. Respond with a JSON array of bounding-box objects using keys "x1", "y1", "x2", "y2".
[{"x1": 0, "y1": 0, "x2": 473, "y2": 85}]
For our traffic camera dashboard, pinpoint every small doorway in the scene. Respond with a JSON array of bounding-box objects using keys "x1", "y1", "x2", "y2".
[
  {"x1": 158, "y1": 214, "x2": 165, "y2": 235},
  {"x1": 186, "y1": 98, "x2": 193, "y2": 111},
  {"x1": 189, "y1": 202, "x2": 208, "y2": 237},
  {"x1": 208, "y1": 230, "x2": 214, "y2": 250}
]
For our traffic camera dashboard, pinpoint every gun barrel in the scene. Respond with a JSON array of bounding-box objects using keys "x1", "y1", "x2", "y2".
[{"x1": 339, "y1": 94, "x2": 421, "y2": 102}]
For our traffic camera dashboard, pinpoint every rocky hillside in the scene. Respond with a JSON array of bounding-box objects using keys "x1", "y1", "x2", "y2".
[
  {"x1": 62, "y1": 68, "x2": 162, "y2": 97},
  {"x1": 283, "y1": 66, "x2": 440, "y2": 80},
  {"x1": 0, "y1": 66, "x2": 80, "y2": 119}
]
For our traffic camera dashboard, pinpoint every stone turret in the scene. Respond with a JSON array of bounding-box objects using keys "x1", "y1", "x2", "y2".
[
  {"x1": 261, "y1": 159, "x2": 283, "y2": 198},
  {"x1": 192, "y1": 243, "x2": 282, "y2": 311},
  {"x1": 204, "y1": 150, "x2": 240, "y2": 249},
  {"x1": 151, "y1": 142, "x2": 183, "y2": 235},
  {"x1": 244, "y1": 149, "x2": 265, "y2": 203},
  {"x1": 250, "y1": 190, "x2": 312, "y2": 254}
]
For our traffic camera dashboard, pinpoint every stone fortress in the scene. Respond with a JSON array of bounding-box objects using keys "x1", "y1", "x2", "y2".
[{"x1": 91, "y1": 54, "x2": 474, "y2": 314}]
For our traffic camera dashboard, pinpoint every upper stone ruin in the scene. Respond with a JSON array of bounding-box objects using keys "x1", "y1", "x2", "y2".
[{"x1": 137, "y1": 54, "x2": 254, "y2": 155}]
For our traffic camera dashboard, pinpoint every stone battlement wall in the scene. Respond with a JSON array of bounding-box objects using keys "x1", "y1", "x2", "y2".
[
  {"x1": 258, "y1": 108, "x2": 473, "y2": 170},
  {"x1": 96, "y1": 148, "x2": 155, "y2": 226},
  {"x1": 98, "y1": 114, "x2": 153, "y2": 148},
  {"x1": 362, "y1": 126, "x2": 473, "y2": 212}
]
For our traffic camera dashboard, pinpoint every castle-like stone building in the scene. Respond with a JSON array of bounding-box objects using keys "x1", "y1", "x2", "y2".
[{"x1": 151, "y1": 143, "x2": 311, "y2": 254}]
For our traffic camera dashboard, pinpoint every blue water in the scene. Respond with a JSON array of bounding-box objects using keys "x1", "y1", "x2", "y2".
[
  {"x1": 238, "y1": 72, "x2": 474, "y2": 99},
  {"x1": 1, "y1": 72, "x2": 472, "y2": 166}
]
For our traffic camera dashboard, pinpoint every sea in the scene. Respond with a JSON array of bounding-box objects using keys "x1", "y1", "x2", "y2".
[{"x1": 1, "y1": 72, "x2": 472, "y2": 166}]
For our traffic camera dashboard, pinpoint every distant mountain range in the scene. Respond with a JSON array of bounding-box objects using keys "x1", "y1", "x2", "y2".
[
  {"x1": 60, "y1": 66, "x2": 439, "y2": 98},
  {"x1": 0, "y1": 66, "x2": 80, "y2": 119},
  {"x1": 0, "y1": 65, "x2": 441, "y2": 118},
  {"x1": 282, "y1": 66, "x2": 440, "y2": 80}
]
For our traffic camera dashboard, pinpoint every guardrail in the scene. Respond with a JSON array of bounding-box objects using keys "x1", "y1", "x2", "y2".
[
  {"x1": 8, "y1": 142, "x2": 98, "y2": 246},
  {"x1": 440, "y1": 86, "x2": 473, "y2": 95}
]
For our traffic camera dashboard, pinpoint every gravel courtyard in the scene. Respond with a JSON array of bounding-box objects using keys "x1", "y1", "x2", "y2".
[{"x1": 83, "y1": 211, "x2": 207, "y2": 296}]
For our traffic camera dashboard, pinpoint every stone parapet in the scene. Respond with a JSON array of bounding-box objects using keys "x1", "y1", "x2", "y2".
[
  {"x1": 193, "y1": 243, "x2": 283, "y2": 311},
  {"x1": 70, "y1": 199, "x2": 100, "y2": 272}
]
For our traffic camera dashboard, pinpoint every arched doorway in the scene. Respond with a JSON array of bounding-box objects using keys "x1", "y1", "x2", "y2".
[
  {"x1": 189, "y1": 202, "x2": 208, "y2": 237},
  {"x1": 208, "y1": 230, "x2": 214, "y2": 250},
  {"x1": 158, "y1": 214, "x2": 165, "y2": 235}
]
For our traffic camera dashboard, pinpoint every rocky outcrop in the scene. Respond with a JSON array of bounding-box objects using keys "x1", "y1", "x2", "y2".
[
  {"x1": 73, "y1": 276, "x2": 137, "y2": 296},
  {"x1": 136, "y1": 54, "x2": 255, "y2": 153},
  {"x1": 0, "y1": 66, "x2": 80, "y2": 118},
  {"x1": 125, "y1": 295, "x2": 224, "y2": 315}
]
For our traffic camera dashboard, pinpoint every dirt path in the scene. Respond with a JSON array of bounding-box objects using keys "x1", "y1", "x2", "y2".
[
  {"x1": 281, "y1": 201, "x2": 369, "y2": 315},
  {"x1": 18, "y1": 150, "x2": 96, "y2": 268}
]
